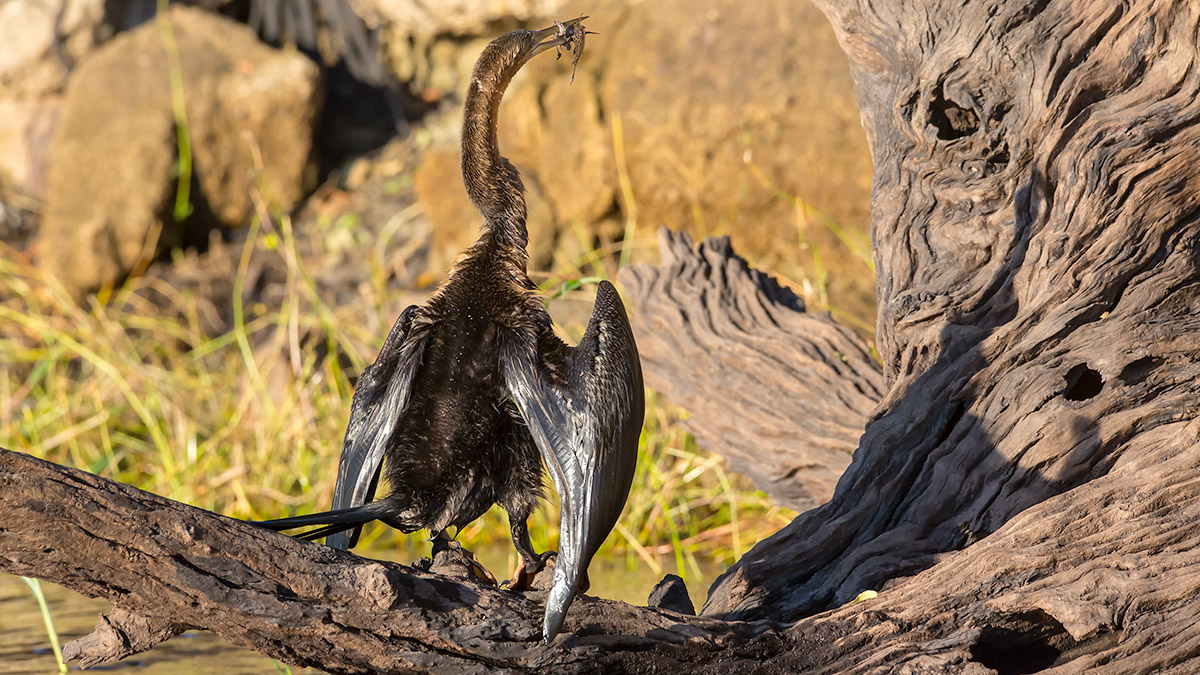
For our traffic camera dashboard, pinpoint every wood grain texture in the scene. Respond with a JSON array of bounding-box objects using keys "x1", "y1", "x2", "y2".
[
  {"x1": 767, "y1": 437, "x2": 1200, "y2": 673},
  {"x1": 8, "y1": 432, "x2": 1200, "y2": 673},
  {"x1": 703, "y1": 0, "x2": 1200, "y2": 627},
  {"x1": 619, "y1": 228, "x2": 884, "y2": 511},
  {"x1": 0, "y1": 448, "x2": 767, "y2": 673},
  {"x1": 8, "y1": 0, "x2": 1200, "y2": 672}
]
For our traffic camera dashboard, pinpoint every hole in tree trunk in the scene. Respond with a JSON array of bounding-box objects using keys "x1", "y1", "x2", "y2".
[
  {"x1": 1063, "y1": 363, "x2": 1103, "y2": 401},
  {"x1": 969, "y1": 611, "x2": 1068, "y2": 674},
  {"x1": 1118, "y1": 356, "x2": 1163, "y2": 385},
  {"x1": 929, "y1": 87, "x2": 979, "y2": 140},
  {"x1": 970, "y1": 610, "x2": 1122, "y2": 674}
]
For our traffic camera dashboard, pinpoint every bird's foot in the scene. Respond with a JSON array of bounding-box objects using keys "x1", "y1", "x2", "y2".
[
  {"x1": 427, "y1": 539, "x2": 498, "y2": 586},
  {"x1": 502, "y1": 551, "x2": 557, "y2": 592}
]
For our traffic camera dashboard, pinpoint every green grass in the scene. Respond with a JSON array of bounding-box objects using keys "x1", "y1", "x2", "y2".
[
  {"x1": 0, "y1": 140, "x2": 876, "y2": 606},
  {"x1": 22, "y1": 576, "x2": 68, "y2": 674},
  {"x1": 0, "y1": 85, "x2": 873, "y2": 608},
  {"x1": 158, "y1": 0, "x2": 195, "y2": 223},
  {"x1": 0, "y1": 214, "x2": 791, "y2": 588}
]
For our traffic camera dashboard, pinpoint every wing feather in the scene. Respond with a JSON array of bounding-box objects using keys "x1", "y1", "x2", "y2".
[
  {"x1": 327, "y1": 305, "x2": 424, "y2": 549},
  {"x1": 502, "y1": 280, "x2": 644, "y2": 641}
]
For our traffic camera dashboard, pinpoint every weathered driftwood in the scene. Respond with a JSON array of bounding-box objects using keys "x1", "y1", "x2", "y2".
[
  {"x1": 700, "y1": 0, "x2": 1200, "y2": 626},
  {"x1": 619, "y1": 229, "x2": 885, "y2": 511},
  {"x1": 7, "y1": 433, "x2": 1200, "y2": 674},
  {"x1": 7, "y1": 0, "x2": 1200, "y2": 671},
  {"x1": 0, "y1": 449, "x2": 770, "y2": 673}
]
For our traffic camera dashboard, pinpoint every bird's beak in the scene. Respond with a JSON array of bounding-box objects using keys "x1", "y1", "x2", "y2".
[{"x1": 530, "y1": 16, "x2": 589, "y2": 56}]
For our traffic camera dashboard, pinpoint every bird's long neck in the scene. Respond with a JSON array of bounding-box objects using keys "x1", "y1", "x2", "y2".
[{"x1": 461, "y1": 35, "x2": 535, "y2": 265}]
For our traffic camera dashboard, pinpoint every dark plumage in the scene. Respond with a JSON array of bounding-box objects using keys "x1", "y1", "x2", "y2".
[{"x1": 255, "y1": 18, "x2": 644, "y2": 642}]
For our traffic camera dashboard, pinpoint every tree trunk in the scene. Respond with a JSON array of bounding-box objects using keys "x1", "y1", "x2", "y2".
[
  {"x1": 8, "y1": 0, "x2": 1200, "y2": 672},
  {"x1": 633, "y1": 0, "x2": 1200, "y2": 666},
  {"x1": 696, "y1": 0, "x2": 1200, "y2": 628}
]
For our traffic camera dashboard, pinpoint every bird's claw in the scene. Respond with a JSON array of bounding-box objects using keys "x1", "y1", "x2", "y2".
[
  {"x1": 427, "y1": 539, "x2": 498, "y2": 586},
  {"x1": 502, "y1": 551, "x2": 557, "y2": 592}
]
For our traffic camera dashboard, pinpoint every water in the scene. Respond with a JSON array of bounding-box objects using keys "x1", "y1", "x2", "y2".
[
  {"x1": 0, "y1": 546, "x2": 717, "y2": 674},
  {"x1": 0, "y1": 576, "x2": 307, "y2": 674}
]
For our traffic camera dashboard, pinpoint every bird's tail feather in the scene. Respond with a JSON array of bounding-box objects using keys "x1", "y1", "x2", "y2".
[{"x1": 251, "y1": 500, "x2": 401, "y2": 547}]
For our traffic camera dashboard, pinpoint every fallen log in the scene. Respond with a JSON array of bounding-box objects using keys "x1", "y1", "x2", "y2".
[
  {"x1": 0, "y1": 448, "x2": 768, "y2": 673},
  {"x1": 6, "y1": 426, "x2": 1200, "y2": 673}
]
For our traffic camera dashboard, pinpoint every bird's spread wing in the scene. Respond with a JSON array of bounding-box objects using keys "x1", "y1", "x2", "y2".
[
  {"x1": 326, "y1": 305, "x2": 424, "y2": 549},
  {"x1": 501, "y1": 280, "x2": 644, "y2": 641}
]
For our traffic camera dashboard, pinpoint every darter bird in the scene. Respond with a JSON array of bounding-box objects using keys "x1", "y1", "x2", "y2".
[{"x1": 255, "y1": 17, "x2": 643, "y2": 643}]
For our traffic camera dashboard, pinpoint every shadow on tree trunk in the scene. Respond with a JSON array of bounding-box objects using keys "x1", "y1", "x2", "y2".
[{"x1": 6, "y1": 0, "x2": 1200, "y2": 672}]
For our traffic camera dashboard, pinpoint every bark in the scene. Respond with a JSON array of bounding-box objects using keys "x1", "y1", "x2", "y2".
[
  {"x1": 8, "y1": 433, "x2": 1200, "y2": 674},
  {"x1": 8, "y1": 0, "x2": 1200, "y2": 672},
  {"x1": 0, "y1": 448, "x2": 766, "y2": 674},
  {"x1": 699, "y1": 0, "x2": 1200, "y2": 625}
]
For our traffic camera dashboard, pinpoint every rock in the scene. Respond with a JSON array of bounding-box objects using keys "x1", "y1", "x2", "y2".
[
  {"x1": 412, "y1": 146, "x2": 564, "y2": 271},
  {"x1": 406, "y1": 0, "x2": 876, "y2": 322},
  {"x1": 38, "y1": 5, "x2": 321, "y2": 298},
  {"x1": 564, "y1": 0, "x2": 874, "y2": 320},
  {"x1": 0, "y1": 0, "x2": 106, "y2": 199},
  {"x1": 347, "y1": 0, "x2": 571, "y2": 104},
  {"x1": 356, "y1": 0, "x2": 570, "y2": 37},
  {"x1": 0, "y1": 97, "x2": 60, "y2": 201},
  {"x1": 187, "y1": 41, "x2": 321, "y2": 226},
  {"x1": 0, "y1": 197, "x2": 38, "y2": 251},
  {"x1": 0, "y1": 0, "x2": 105, "y2": 97},
  {"x1": 412, "y1": 149, "x2": 474, "y2": 266}
]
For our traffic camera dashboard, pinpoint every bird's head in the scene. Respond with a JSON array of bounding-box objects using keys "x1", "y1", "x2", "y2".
[
  {"x1": 460, "y1": 17, "x2": 593, "y2": 247},
  {"x1": 469, "y1": 17, "x2": 589, "y2": 87}
]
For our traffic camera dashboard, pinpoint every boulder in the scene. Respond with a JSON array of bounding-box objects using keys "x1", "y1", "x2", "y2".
[
  {"x1": 412, "y1": 146, "x2": 567, "y2": 270},
  {"x1": 346, "y1": 0, "x2": 572, "y2": 102},
  {"x1": 0, "y1": 0, "x2": 105, "y2": 97},
  {"x1": 590, "y1": 0, "x2": 874, "y2": 321},
  {"x1": 38, "y1": 5, "x2": 321, "y2": 298},
  {"x1": 0, "y1": 97, "x2": 60, "y2": 204},
  {"x1": 407, "y1": 0, "x2": 876, "y2": 321},
  {"x1": 0, "y1": 0, "x2": 105, "y2": 199},
  {"x1": 354, "y1": 0, "x2": 570, "y2": 37}
]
